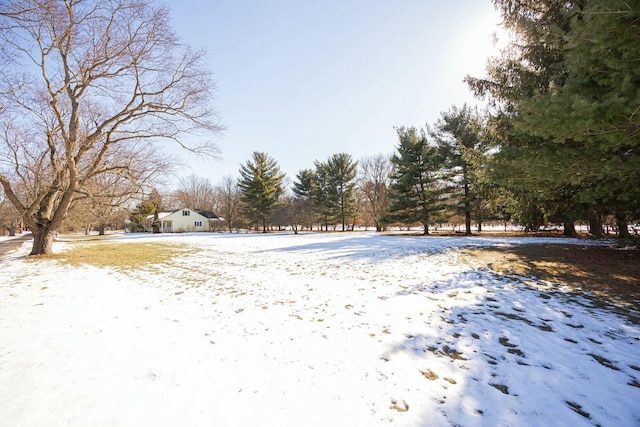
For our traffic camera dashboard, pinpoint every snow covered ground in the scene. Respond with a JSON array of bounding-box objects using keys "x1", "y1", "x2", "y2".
[{"x1": 1, "y1": 232, "x2": 638, "y2": 426}]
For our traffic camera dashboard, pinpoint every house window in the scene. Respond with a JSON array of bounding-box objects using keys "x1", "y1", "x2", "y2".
[
  {"x1": 195, "y1": 221, "x2": 202, "y2": 227},
  {"x1": 182, "y1": 210, "x2": 190, "y2": 216}
]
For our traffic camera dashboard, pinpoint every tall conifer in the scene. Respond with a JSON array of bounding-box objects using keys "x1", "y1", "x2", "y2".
[
  {"x1": 386, "y1": 127, "x2": 446, "y2": 235},
  {"x1": 238, "y1": 152, "x2": 285, "y2": 233}
]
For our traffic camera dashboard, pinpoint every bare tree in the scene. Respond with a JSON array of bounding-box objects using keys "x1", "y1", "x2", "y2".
[
  {"x1": 0, "y1": 0, "x2": 222, "y2": 255},
  {"x1": 215, "y1": 175, "x2": 240, "y2": 232},
  {"x1": 0, "y1": 191, "x2": 22, "y2": 236},
  {"x1": 358, "y1": 153, "x2": 392, "y2": 231},
  {"x1": 173, "y1": 174, "x2": 216, "y2": 212}
]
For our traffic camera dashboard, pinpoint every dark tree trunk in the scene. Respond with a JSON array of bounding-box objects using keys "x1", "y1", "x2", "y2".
[
  {"x1": 616, "y1": 213, "x2": 630, "y2": 239},
  {"x1": 563, "y1": 221, "x2": 577, "y2": 237},
  {"x1": 464, "y1": 182, "x2": 472, "y2": 235},
  {"x1": 8, "y1": 225, "x2": 16, "y2": 237},
  {"x1": 152, "y1": 212, "x2": 160, "y2": 234},
  {"x1": 30, "y1": 226, "x2": 55, "y2": 255},
  {"x1": 589, "y1": 214, "x2": 603, "y2": 237},
  {"x1": 423, "y1": 222, "x2": 430, "y2": 235},
  {"x1": 477, "y1": 221, "x2": 482, "y2": 232},
  {"x1": 98, "y1": 223, "x2": 106, "y2": 236}
]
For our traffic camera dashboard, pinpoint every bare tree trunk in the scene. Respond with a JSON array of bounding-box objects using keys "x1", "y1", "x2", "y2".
[
  {"x1": 30, "y1": 226, "x2": 55, "y2": 255},
  {"x1": 563, "y1": 221, "x2": 576, "y2": 237},
  {"x1": 98, "y1": 223, "x2": 106, "y2": 236},
  {"x1": 589, "y1": 213, "x2": 603, "y2": 237},
  {"x1": 464, "y1": 182, "x2": 472, "y2": 235},
  {"x1": 616, "y1": 213, "x2": 630, "y2": 239}
]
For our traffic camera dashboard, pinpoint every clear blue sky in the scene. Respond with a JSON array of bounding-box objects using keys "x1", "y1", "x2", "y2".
[{"x1": 167, "y1": 1, "x2": 505, "y2": 186}]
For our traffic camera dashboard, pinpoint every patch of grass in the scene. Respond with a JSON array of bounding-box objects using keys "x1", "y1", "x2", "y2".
[
  {"x1": 32, "y1": 242, "x2": 187, "y2": 269},
  {"x1": 421, "y1": 369, "x2": 438, "y2": 380},
  {"x1": 566, "y1": 401, "x2": 591, "y2": 419},
  {"x1": 490, "y1": 383, "x2": 509, "y2": 395},
  {"x1": 461, "y1": 244, "x2": 640, "y2": 306},
  {"x1": 508, "y1": 348, "x2": 526, "y2": 357},
  {"x1": 588, "y1": 353, "x2": 619, "y2": 371},
  {"x1": 495, "y1": 311, "x2": 534, "y2": 325},
  {"x1": 536, "y1": 324, "x2": 554, "y2": 332},
  {"x1": 499, "y1": 337, "x2": 517, "y2": 348},
  {"x1": 566, "y1": 323, "x2": 584, "y2": 329},
  {"x1": 440, "y1": 345, "x2": 467, "y2": 361},
  {"x1": 426, "y1": 345, "x2": 466, "y2": 361},
  {"x1": 389, "y1": 399, "x2": 409, "y2": 412}
]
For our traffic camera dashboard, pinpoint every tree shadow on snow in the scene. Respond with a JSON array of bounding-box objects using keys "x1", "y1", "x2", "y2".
[{"x1": 381, "y1": 268, "x2": 640, "y2": 426}]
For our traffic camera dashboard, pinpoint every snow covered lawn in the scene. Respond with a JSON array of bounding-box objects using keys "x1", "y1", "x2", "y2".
[{"x1": 1, "y1": 232, "x2": 638, "y2": 426}]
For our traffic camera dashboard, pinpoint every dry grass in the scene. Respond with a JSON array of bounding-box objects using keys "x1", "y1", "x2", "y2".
[
  {"x1": 461, "y1": 244, "x2": 640, "y2": 306},
  {"x1": 32, "y1": 242, "x2": 187, "y2": 269}
]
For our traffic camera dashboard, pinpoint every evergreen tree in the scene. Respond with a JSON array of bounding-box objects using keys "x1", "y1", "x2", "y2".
[
  {"x1": 513, "y1": 0, "x2": 640, "y2": 234},
  {"x1": 386, "y1": 127, "x2": 446, "y2": 234},
  {"x1": 128, "y1": 190, "x2": 162, "y2": 233},
  {"x1": 326, "y1": 153, "x2": 358, "y2": 231},
  {"x1": 292, "y1": 169, "x2": 317, "y2": 230},
  {"x1": 312, "y1": 161, "x2": 333, "y2": 231},
  {"x1": 465, "y1": 0, "x2": 625, "y2": 235},
  {"x1": 432, "y1": 104, "x2": 485, "y2": 235},
  {"x1": 238, "y1": 152, "x2": 285, "y2": 233}
]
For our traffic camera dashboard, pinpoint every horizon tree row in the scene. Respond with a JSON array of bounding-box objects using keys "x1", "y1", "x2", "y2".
[{"x1": 5, "y1": 0, "x2": 635, "y2": 248}]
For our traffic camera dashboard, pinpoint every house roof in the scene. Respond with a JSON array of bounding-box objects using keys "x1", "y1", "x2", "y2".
[
  {"x1": 197, "y1": 210, "x2": 223, "y2": 220},
  {"x1": 147, "y1": 208, "x2": 225, "y2": 222}
]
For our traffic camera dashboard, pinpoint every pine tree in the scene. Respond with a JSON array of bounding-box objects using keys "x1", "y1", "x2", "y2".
[
  {"x1": 312, "y1": 161, "x2": 333, "y2": 231},
  {"x1": 292, "y1": 169, "x2": 317, "y2": 230},
  {"x1": 465, "y1": 0, "x2": 625, "y2": 235},
  {"x1": 386, "y1": 127, "x2": 446, "y2": 234},
  {"x1": 513, "y1": 0, "x2": 640, "y2": 234},
  {"x1": 326, "y1": 153, "x2": 358, "y2": 231},
  {"x1": 432, "y1": 104, "x2": 485, "y2": 235},
  {"x1": 238, "y1": 152, "x2": 285, "y2": 233},
  {"x1": 128, "y1": 190, "x2": 162, "y2": 233}
]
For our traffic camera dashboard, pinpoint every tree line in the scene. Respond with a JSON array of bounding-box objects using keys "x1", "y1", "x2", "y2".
[
  {"x1": 131, "y1": 88, "x2": 634, "y2": 237},
  {"x1": 1, "y1": 0, "x2": 637, "y2": 255},
  {"x1": 195, "y1": 0, "x2": 640, "y2": 237}
]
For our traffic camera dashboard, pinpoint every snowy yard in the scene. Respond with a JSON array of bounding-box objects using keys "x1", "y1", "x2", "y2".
[{"x1": 1, "y1": 232, "x2": 638, "y2": 426}]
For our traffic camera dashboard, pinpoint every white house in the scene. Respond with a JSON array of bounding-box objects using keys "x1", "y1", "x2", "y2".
[{"x1": 151, "y1": 208, "x2": 217, "y2": 233}]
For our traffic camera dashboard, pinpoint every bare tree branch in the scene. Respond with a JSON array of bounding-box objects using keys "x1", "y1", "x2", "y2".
[{"x1": 0, "y1": 0, "x2": 222, "y2": 254}]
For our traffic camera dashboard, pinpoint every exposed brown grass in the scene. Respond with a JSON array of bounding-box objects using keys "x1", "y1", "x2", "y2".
[
  {"x1": 32, "y1": 242, "x2": 187, "y2": 269},
  {"x1": 461, "y1": 243, "x2": 640, "y2": 305}
]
